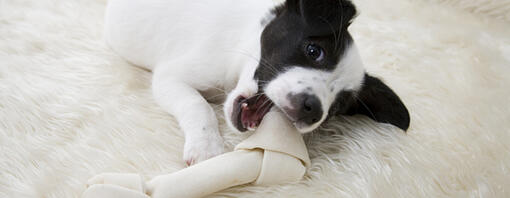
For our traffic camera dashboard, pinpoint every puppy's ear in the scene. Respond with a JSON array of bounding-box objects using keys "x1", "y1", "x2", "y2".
[
  {"x1": 332, "y1": 74, "x2": 410, "y2": 131},
  {"x1": 299, "y1": 0, "x2": 357, "y2": 35}
]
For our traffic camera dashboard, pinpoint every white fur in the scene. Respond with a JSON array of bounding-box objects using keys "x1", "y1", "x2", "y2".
[
  {"x1": 105, "y1": 0, "x2": 275, "y2": 164},
  {"x1": 2, "y1": 0, "x2": 510, "y2": 197}
]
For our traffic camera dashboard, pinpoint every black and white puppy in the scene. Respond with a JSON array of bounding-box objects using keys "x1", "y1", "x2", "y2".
[{"x1": 105, "y1": 0, "x2": 410, "y2": 165}]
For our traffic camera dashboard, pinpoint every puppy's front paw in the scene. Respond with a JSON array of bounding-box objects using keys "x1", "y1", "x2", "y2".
[{"x1": 183, "y1": 135, "x2": 225, "y2": 166}]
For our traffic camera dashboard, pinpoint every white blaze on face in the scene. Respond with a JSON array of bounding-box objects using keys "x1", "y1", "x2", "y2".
[{"x1": 264, "y1": 44, "x2": 365, "y2": 133}]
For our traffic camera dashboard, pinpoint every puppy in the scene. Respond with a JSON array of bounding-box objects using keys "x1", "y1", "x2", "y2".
[{"x1": 104, "y1": 0, "x2": 410, "y2": 165}]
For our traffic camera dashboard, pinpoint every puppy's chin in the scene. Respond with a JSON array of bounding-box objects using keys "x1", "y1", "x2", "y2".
[{"x1": 294, "y1": 121, "x2": 322, "y2": 134}]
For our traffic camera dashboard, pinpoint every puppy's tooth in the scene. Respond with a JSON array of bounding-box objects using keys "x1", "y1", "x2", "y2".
[{"x1": 250, "y1": 122, "x2": 257, "y2": 129}]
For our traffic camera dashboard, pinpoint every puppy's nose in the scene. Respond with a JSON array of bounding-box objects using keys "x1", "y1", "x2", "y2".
[
  {"x1": 301, "y1": 94, "x2": 322, "y2": 124},
  {"x1": 285, "y1": 93, "x2": 323, "y2": 125}
]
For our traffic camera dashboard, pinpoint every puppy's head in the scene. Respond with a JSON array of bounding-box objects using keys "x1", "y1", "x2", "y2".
[{"x1": 225, "y1": 0, "x2": 410, "y2": 133}]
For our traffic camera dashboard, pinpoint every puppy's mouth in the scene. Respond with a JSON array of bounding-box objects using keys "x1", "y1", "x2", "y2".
[{"x1": 231, "y1": 94, "x2": 273, "y2": 132}]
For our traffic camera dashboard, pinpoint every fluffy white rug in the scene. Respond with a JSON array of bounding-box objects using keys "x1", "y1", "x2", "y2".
[{"x1": 1, "y1": 0, "x2": 510, "y2": 197}]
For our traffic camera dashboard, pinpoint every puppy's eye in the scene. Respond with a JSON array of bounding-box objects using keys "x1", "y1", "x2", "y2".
[{"x1": 306, "y1": 44, "x2": 324, "y2": 62}]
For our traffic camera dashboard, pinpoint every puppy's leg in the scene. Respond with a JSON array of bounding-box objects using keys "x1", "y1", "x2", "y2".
[{"x1": 152, "y1": 70, "x2": 224, "y2": 166}]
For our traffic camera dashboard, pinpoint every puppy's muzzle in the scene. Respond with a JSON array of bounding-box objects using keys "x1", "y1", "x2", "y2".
[{"x1": 284, "y1": 93, "x2": 323, "y2": 125}]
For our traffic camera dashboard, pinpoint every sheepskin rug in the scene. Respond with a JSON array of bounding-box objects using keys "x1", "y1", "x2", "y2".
[{"x1": 1, "y1": 0, "x2": 510, "y2": 197}]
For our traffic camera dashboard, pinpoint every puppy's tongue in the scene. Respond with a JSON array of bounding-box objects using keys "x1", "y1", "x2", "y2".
[{"x1": 240, "y1": 94, "x2": 273, "y2": 130}]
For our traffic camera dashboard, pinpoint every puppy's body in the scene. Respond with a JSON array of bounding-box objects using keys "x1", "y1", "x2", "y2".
[
  {"x1": 105, "y1": 0, "x2": 271, "y2": 78},
  {"x1": 106, "y1": 0, "x2": 276, "y2": 164},
  {"x1": 105, "y1": 0, "x2": 410, "y2": 165}
]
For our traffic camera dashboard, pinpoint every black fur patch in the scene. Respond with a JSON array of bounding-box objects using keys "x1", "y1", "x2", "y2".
[
  {"x1": 255, "y1": 0, "x2": 357, "y2": 89},
  {"x1": 329, "y1": 74, "x2": 411, "y2": 131}
]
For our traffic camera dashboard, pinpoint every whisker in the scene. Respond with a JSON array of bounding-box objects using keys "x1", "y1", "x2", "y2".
[
  {"x1": 225, "y1": 49, "x2": 280, "y2": 76},
  {"x1": 352, "y1": 94, "x2": 377, "y2": 121},
  {"x1": 258, "y1": 56, "x2": 281, "y2": 75},
  {"x1": 250, "y1": 93, "x2": 264, "y2": 98},
  {"x1": 259, "y1": 98, "x2": 272, "y2": 108},
  {"x1": 255, "y1": 100, "x2": 274, "y2": 115}
]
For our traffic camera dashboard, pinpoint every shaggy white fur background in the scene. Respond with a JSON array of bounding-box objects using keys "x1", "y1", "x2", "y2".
[{"x1": 1, "y1": 0, "x2": 510, "y2": 197}]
